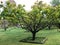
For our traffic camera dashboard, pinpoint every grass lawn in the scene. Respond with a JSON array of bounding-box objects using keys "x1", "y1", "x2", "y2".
[{"x1": 0, "y1": 27, "x2": 60, "y2": 45}]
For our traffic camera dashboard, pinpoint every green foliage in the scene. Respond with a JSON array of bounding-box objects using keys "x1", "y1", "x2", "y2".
[
  {"x1": 20, "y1": 1, "x2": 46, "y2": 32},
  {"x1": 45, "y1": 6, "x2": 56, "y2": 23}
]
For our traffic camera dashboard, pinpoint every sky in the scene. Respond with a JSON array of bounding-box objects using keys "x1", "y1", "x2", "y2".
[
  {"x1": 14, "y1": 0, "x2": 51, "y2": 11},
  {"x1": 0, "y1": 0, "x2": 51, "y2": 11}
]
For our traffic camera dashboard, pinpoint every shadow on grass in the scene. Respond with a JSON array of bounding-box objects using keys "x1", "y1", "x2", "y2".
[{"x1": 19, "y1": 37, "x2": 47, "y2": 44}]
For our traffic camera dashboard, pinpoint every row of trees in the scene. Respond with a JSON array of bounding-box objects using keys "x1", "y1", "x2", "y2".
[{"x1": 0, "y1": 0, "x2": 60, "y2": 40}]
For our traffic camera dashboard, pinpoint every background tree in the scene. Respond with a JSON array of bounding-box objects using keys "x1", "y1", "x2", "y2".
[
  {"x1": 51, "y1": 0, "x2": 60, "y2": 6},
  {"x1": 0, "y1": 1, "x2": 26, "y2": 30},
  {"x1": 43, "y1": 5, "x2": 57, "y2": 30},
  {"x1": 0, "y1": 1, "x2": 18, "y2": 31},
  {"x1": 55, "y1": 5, "x2": 60, "y2": 29}
]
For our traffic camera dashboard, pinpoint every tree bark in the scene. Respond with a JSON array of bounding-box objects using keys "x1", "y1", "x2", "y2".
[{"x1": 32, "y1": 32, "x2": 36, "y2": 40}]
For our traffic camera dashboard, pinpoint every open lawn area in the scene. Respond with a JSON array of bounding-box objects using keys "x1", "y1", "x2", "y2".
[{"x1": 0, "y1": 27, "x2": 60, "y2": 45}]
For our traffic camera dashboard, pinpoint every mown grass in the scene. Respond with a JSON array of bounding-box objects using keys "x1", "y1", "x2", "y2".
[{"x1": 0, "y1": 27, "x2": 60, "y2": 45}]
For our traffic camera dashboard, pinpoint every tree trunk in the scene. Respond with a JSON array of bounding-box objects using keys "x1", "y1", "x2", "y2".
[
  {"x1": 32, "y1": 32, "x2": 36, "y2": 40},
  {"x1": 58, "y1": 23, "x2": 60, "y2": 29},
  {"x1": 4, "y1": 27, "x2": 7, "y2": 31},
  {"x1": 48, "y1": 26, "x2": 51, "y2": 30},
  {"x1": 48, "y1": 25, "x2": 51, "y2": 30}
]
